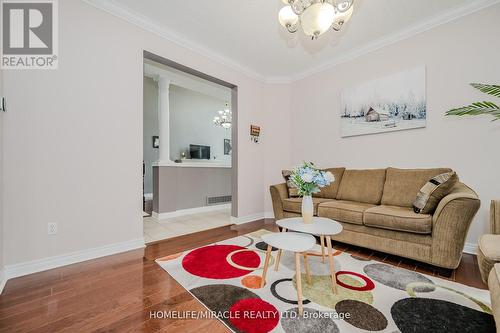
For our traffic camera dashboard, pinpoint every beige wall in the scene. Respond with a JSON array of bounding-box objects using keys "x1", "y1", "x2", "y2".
[
  {"x1": 289, "y1": 5, "x2": 500, "y2": 247},
  {"x1": 2, "y1": 0, "x2": 271, "y2": 266},
  {"x1": 3, "y1": 0, "x2": 496, "y2": 271},
  {"x1": 0, "y1": 64, "x2": 4, "y2": 285},
  {"x1": 153, "y1": 166, "x2": 231, "y2": 213},
  {"x1": 263, "y1": 83, "x2": 293, "y2": 214}
]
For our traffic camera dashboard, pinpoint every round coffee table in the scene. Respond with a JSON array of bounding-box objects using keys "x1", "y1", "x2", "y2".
[
  {"x1": 276, "y1": 217, "x2": 343, "y2": 293},
  {"x1": 260, "y1": 232, "x2": 316, "y2": 315}
]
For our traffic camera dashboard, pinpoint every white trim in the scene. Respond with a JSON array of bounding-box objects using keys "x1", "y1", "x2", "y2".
[
  {"x1": 152, "y1": 203, "x2": 231, "y2": 220},
  {"x1": 264, "y1": 211, "x2": 275, "y2": 219},
  {"x1": 231, "y1": 212, "x2": 266, "y2": 225},
  {"x1": 0, "y1": 268, "x2": 6, "y2": 295},
  {"x1": 82, "y1": 0, "x2": 500, "y2": 83},
  {"x1": 153, "y1": 160, "x2": 231, "y2": 168},
  {"x1": 463, "y1": 242, "x2": 478, "y2": 255},
  {"x1": 81, "y1": 0, "x2": 265, "y2": 82},
  {"x1": 290, "y1": 0, "x2": 500, "y2": 81},
  {"x1": 4, "y1": 238, "x2": 145, "y2": 280}
]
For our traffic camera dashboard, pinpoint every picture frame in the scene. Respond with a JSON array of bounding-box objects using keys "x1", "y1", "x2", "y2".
[
  {"x1": 341, "y1": 66, "x2": 426, "y2": 137},
  {"x1": 152, "y1": 136, "x2": 159, "y2": 148}
]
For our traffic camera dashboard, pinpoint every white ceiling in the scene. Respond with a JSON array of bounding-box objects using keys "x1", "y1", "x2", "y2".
[{"x1": 89, "y1": 0, "x2": 499, "y2": 81}]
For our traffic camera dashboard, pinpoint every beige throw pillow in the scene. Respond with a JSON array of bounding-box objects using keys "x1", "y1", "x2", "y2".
[
  {"x1": 413, "y1": 171, "x2": 458, "y2": 214},
  {"x1": 282, "y1": 170, "x2": 300, "y2": 197}
]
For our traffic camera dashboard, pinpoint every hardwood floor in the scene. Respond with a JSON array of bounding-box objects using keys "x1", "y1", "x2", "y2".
[{"x1": 0, "y1": 219, "x2": 486, "y2": 332}]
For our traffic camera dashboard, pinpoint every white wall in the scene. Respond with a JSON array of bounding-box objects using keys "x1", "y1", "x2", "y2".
[
  {"x1": 3, "y1": 0, "x2": 495, "y2": 274},
  {"x1": 169, "y1": 85, "x2": 231, "y2": 165},
  {"x1": 0, "y1": 65, "x2": 5, "y2": 290},
  {"x1": 289, "y1": 5, "x2": 500, "y2": 247},
  {"x1": 263, "y1": 84, "x2": 293, "y2": 214},
  {"x1": 2, "y1": 0, "x2": 270, "y2": 267}
]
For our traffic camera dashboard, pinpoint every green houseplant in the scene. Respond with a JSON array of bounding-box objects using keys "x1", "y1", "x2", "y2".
[{"x1": 446, "y1": 83, "x2": 500, "y2": 120}]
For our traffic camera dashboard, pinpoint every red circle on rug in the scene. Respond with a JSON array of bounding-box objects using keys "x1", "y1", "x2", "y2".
[
  {"x1": 182, "y1": 245, "x2": 260, "y2": 279},
  {"x1": 229, "y1": 298, "x2": 279, "y2": 333},
  {"x1": 336, "y1": 271, "x2": 375, "y2": 291}
]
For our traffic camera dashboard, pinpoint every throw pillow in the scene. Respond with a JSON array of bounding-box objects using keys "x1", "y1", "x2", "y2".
[
  {"x1": 282, "y1": 170, "x2": 300, "y2": 197},
  {"x1": 413, "y1": 171, "x2": 459, "y2": 214}
]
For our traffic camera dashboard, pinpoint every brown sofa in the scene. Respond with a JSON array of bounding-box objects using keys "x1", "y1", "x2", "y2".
[
  {"x1": 489, "y1": 264, "x2": 500, "y2": 332},
  {"x1": 478, "y1": 200, "x2": 500, "y2": 283},
  {"x1": 270, "y1": 167, "x2": 480, "y2": 269}
]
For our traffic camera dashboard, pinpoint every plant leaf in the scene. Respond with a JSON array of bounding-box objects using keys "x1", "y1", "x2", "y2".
[
  {"x1": 471, "y1": 83, "x2": 500, "y2": 98},
  {"x1": 446, "y1": 101, "x2": 500, "y2": 120}
]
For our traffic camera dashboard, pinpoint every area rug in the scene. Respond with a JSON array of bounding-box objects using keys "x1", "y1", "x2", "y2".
[{"x1": 156, "y1": 229, "x2": 495, "y2": 333}]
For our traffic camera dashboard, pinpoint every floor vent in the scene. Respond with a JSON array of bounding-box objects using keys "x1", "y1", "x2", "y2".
[{"x1": 207, "y1": 195, "x2": 232, "y2": 206}]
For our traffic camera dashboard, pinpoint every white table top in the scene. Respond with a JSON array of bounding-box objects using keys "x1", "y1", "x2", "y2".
[
  {"x1": 277, "y1": 217, "x2": 343, "y2": 236},
  {"x1": 261, "y1": 232, "x2": 316, "y2": 253}
]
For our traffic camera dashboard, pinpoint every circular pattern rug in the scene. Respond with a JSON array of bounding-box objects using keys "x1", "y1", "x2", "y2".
[{"x1": 157, "y1": 230, "x2": 493, "y2": 333}]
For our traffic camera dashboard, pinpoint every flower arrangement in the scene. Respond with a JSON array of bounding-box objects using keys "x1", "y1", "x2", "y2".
[{"x1": 290, "y1": 162, "x2": 335, "y2": 196}]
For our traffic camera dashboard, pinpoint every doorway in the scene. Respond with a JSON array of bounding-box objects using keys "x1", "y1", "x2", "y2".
[{"x1": 142, "y1": 51, "x2": 238, "y2": 243}]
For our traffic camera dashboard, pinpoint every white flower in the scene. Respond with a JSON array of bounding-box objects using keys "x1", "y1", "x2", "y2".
[
  {"x1": 301, "y1": 172, "x2": 314, "y2": 183},
  {"x1": 324, "y1": 171, "x2": 335, "y2": 183}
]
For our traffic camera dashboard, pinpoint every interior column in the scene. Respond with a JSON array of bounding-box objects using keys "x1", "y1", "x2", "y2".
[{"x1": 157, "y1": 76, "x2": 171, "y2": 162}]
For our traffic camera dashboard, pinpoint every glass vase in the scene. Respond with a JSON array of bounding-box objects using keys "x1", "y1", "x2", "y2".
[{"x1": 301, "y1": 195, "x2": 314, "y2": 224}]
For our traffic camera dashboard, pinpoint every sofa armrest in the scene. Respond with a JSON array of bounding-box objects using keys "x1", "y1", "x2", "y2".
[
  {"x1": 431, "y1": 183, "x2": 481, "y2": 269},
  {"x1": 270, "y1": 183, "x2": 289, "y2": 221},
  {"x1": 491, "y1": 200, "x2": 500, "y2": 235}
]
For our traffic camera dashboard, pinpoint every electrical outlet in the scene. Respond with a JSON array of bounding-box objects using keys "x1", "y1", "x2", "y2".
[{"x1": 48, "y1": 223, "x2": 58, "y2": 235}]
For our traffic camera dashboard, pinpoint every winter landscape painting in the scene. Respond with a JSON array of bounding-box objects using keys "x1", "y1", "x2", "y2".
[{"x1": 341, "y1": 66, "x2": 426, "y2": 137}]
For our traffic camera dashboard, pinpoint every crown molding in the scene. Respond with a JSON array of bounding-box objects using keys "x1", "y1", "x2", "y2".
[
  {"x1": 81, "y1": 0, "x2": 500, "y2": 84},
  {"x1": 289, "y1": 0, "x2": 500, "y2": 81},
  {"x1": 81, "y1": 0, "x2": 266, "y2": 82}
]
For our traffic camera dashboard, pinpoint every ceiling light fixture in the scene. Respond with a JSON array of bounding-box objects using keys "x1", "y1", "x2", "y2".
[
  {"x1": 213, "y1": 102, "x2": 232, "y2": 129},
  {"x1": 279, "y1": 0, "x2": 354, "y2": 39}
]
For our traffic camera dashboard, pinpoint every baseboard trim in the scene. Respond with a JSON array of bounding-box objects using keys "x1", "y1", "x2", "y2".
[
  {"x1": 4, "y1": 238, "x2": 145, "y2": 281},
  {"x1": 264, "y1": 211, "x2": 275, "y2": 219},
  {"x1": 0, "y1": 268, "x2": 6, "y2": 294},
  {"x1": 463, "y1": 242, "x2": 478, "y2": 255},
  {"x1": 152, "y1": 204, "x2": 231, "y2": 220},
  {"x1": 231, "y1": 212, "x2": 266, "y2": 225}
]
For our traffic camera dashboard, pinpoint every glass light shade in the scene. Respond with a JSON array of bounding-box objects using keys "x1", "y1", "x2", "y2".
[
  {"x1": 278, "y1": 5, "x2": 299, "y2": 28},
  {"x1": 300, "y1": 2, "x2": 335, "y2": 38},
  {"x1": 332, "y1": 2, "x2": 354, "y2": 30},
  {"x1": 281, "y1": 0, "x2": 289, "y2": 4}
]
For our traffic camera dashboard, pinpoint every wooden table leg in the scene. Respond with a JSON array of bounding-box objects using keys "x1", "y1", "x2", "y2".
[
  {"x1": 274, "y1": 228, "x2": 287, "y2": 271},
  {"x1": 303, "y1": 253, "x2": 312, "y2": 284},
  {"x1": 260, "y1": 245, "x2": 272, "y2": 288},
  {"x1": 325, "y1": 235, "x2": 338, "y2": 293},
  {"x1": 295, "y1": 252, "x2": 303, "y2": 316},
  {"x1": 320, "y1": 235, "x2": 326, "y2": 263}
]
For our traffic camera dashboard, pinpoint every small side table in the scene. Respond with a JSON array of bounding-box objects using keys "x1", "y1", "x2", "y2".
[
  {"x1": 276, "y1": 217, "x2": 343, "y2": 293},
  {"x1": 261, "y1": 232, "x2": 316, "y2": 315}
]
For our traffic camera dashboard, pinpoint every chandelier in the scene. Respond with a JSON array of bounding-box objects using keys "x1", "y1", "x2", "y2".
[
  {"x1": 213, "y1": 102, "x2": 232, "y2": 129},
  {"x1": 278, "y1": 0, "x2": 355, "y2": 39}
]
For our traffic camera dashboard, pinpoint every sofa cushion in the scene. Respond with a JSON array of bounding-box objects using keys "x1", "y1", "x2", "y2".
[
  {"x1": 364, "y1": 205, "x2": 432, "y2": 234},
  {"x1": 282, "y1": 170, "x2": 300, "y2": 197},
  {"x1": 282, "y1": 197, "x2": 334, "y2": 215},
  {"x1": 313, "y1": 167, "x2": 346, "y2": 199},
  {"x1": 413, "y1": 171, "x2": 459, "y2": 214},
  {"x1": 381, "y1": 167, "x2": 452, "y2": 207},
  {"x1": 318, "y1": 200, "x2": 376, "y2": 225},
  {"x1": 336, "y1": 169, "x2": 386, "y2": 204},
  {"x1": 479, "y1": 234, "x2": 500, "y2": 261}
]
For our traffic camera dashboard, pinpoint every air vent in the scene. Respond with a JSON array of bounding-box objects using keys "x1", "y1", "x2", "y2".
[{"x1": 207, "y1": 195, "x2": 232, "y2": 206}]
